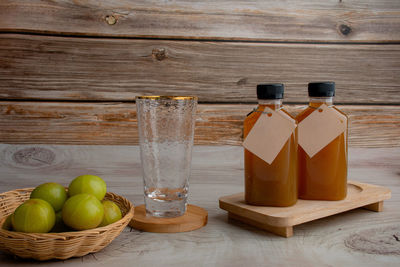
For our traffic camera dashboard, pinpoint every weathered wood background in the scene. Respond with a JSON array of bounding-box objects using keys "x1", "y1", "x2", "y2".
[{"x1": 0, "y1": 0, "x2": 399, "y2": 146}]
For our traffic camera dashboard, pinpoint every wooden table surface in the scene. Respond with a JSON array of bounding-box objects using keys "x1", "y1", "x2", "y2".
[{"x1": 0, "y1": 144, "x2": 399, "y2": 266}]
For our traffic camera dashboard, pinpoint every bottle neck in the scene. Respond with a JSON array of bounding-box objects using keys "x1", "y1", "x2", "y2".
[
  {"x1": 309, "y1": 97, "x2": 333, "y2": 108},
  {"x1": 257, "y1": 99, "x2": 282, "y2": 110}
]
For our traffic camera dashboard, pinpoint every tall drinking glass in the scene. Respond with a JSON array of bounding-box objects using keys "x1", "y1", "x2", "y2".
[{"x1": 136, "y1": 96, "x2": 197, "y2": 218}]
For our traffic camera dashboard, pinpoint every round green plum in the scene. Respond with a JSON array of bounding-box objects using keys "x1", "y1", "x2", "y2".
[
  {"x1": 62, "y1": 193, "x2": 104, "y2": 230},
  {"x1": 2, "y1": 214, "x2": 13, "y2": 230},
  {"x1": 68, "y1": 175, "x2": 107, "y2": 201},
  {"x1": 51, "y1": 210, "x2": 69, "y2": 232},
  {"x1": 99, "y1": 200, "x2": 122, "y2": 227},
  {"x1": 12, "y1": 199, "x2": 55, "y2": 233},
  {"x1": 30, "y1": 182, "x2": 67, "y2": 212}
]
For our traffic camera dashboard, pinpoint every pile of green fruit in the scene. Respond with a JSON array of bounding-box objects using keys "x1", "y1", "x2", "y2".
[{"x1": 3, "y1": 175, "x2": 122, "y2": 233}]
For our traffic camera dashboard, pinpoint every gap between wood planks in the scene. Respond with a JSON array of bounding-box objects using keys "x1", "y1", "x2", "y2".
[{"x1": 1, "y1": 31, "x2": 400, "y2": 45}]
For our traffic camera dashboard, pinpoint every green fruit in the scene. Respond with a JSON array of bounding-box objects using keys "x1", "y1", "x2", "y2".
[
  {"x1": 51, "y1": 211, "x2": 69, "y2": 232},
  {"x1": 2, "y1": 214, "x2": 13, "y2": 230},
  {"x1": 68, "y1": 175, "x2": 107, "y2": 201},
  {"x1": 30, "y1": 182, "x2": 67, "y2": 212},
  {"x1": 12, "y1": 199, "x2": 55, "y2": 233},
  {"x1": 55, "y1": 210, "x2": 63, "y2": 224},
  {"x1": 62, "y1": 194, "x2": 104, "y2": 230},
  {"x1": 99, "y1": 200, "x2": 122, "y2": 227}
]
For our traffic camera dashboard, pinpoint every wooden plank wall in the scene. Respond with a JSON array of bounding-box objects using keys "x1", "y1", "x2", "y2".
[{"x1": 0, "y1": 0, "x2": 399, "y2": 147}]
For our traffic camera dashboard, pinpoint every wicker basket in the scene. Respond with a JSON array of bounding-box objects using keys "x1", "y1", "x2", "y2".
[{"x1": 0, "y1": 188, "x2": 134, "y2": 260}]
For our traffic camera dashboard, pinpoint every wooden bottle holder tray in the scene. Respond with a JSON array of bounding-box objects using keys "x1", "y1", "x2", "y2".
[{"x1": 219, "y1": 181, "x2": 391, "y2": 238}]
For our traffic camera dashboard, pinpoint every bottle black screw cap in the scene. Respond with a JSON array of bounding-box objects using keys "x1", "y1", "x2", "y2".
[
  {"x1": 308, "y1": 82, "x2": 335, "y2": 97},
  {"x1": 256, "y1": 84, "x2": 284, "y2": 99}
]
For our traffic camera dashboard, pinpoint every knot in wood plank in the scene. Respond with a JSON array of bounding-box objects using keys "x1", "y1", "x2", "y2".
[
  {"x1": 12, "y1": 147, "x2": 55, "y2": 167},
  {"x1": 237, "y1": 78, "x2": 248, "y2": 86},
  {"x1": 345, "y1": 225, "x2": 400, "y2": 255},
  {"x1": 152, "y1": 48, "x2": 167, "y2": 61},
  {"x1": 339, "y1": 24, "x2": 352, "y2": 36},
  {"x1": 105, "y1": 15, "x2": 117, "y2": 25}
]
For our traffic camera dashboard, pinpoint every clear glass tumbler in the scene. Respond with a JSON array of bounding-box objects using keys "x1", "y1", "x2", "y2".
[{"x1": 136, "y1": 96, "x2": 197, "y2": 218}]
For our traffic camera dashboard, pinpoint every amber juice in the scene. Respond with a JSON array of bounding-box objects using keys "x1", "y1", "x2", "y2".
[
  {"x1": 297, "y1": 98, "x2": 348, "y2": 200},
  {"x1": 244, "y1": 100, "x2": 297, "y2": 207}
]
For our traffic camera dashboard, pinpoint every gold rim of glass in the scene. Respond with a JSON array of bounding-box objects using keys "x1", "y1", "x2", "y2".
[{"x1": 136, "y1": 96, "x2": 197, "y2": 100}]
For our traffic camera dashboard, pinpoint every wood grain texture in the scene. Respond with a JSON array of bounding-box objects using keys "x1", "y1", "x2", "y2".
[
  {"x1": 363, "y1": 201, "x2": 384, "y2": 212},
  {"x1": 0, "y1": 145, "x2": 399, "y2": 265},
  {"x1": 0, "y1": 102, "x2": 399, "y2": 147},
  {"x1": 1, "y1": 34, "x2": 400, "y2": 103},
  {"x1": 228, "y1": 212, "x2": 294, "y2": 238},
  {"x1": 1, "y1": 0, "x2": 399, "y2": 42}
]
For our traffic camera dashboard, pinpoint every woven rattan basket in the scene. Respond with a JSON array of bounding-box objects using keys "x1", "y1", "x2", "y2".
[{"x1": 0, "y1": 188, "x2": 134, "y2": 260}]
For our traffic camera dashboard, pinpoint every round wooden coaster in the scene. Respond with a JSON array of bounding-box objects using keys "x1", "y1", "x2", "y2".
[{"x1": 129, "y1": 204, "x2": 208, "y2": 233}]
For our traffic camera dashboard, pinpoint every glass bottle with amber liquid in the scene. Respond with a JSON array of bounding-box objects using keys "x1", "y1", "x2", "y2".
[
  {"x1": 297, "y1": 82, "x2": 348, "y2": 200},
  {"x1": 244, "y1": 84, "x2": 297, "y2": 207}
]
